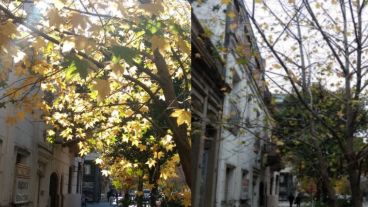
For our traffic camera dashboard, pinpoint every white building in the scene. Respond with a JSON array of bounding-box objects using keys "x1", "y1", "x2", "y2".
[
  {"x1": 0, "y1": 71, "x2": 83, "y2": 207},
  {"x1": 192, "y1": 0, "x2": 281, "y2": 206},
  {"x1": 0, "y1": 99, "x2": 83, "y2": 207}
]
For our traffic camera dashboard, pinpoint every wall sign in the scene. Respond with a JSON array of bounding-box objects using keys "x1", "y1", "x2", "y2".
[{"x1": 14, "y1": 164, "x2": 31, "y2": 204}]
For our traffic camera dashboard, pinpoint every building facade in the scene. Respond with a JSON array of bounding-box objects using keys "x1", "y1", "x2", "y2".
[
  {"x1": 191, "y1": 13, "x2": 228, "y2": 207},
  {"x1": 0, "y1": 79, "x2": 83, "y2": 207},
  {"x1": 192, "y1": 0, "x2": 281, "y2": 206}
]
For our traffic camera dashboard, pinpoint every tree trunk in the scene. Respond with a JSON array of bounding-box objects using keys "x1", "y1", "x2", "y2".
[
  {"x1": 150, "y1": 184, "x2": 159, "y2": 207},
  {"x1": 153, "y1": 49, "x2": 191, "y2": 188},
  {"x1": 314, "y1": 143, "x2": 337, "y2": 207},
  {"x1": 348, "y1": 166, "x2": 363, "y2": 207},
  {"x1": 319, "y1": 161, "x2": 337, "y2": 207},
  {"x1": 149, "y1": 165, "x2": 160, "y2": 207},
  {"x1": 137, "y1": 176, "x2": 144, "y2": 207}
]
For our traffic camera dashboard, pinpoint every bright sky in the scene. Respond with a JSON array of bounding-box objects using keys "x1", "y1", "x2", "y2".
[{"x1": 243, "y1": 0, "x2": 368, "y2": 94}]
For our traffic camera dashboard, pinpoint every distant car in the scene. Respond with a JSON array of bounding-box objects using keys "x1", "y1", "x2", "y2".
[
  {"x1": 129, "y1": 190, "x2": 136, "y2": 202},
  {"x1": 111, "y1": 194, "x2": 124, "y2": 205},
  {"x1": 143, "y1": 189, "x2": 151, "y2": 204}
]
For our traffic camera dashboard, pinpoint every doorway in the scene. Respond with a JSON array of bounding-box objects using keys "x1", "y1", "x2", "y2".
[{"x1": 49, "y1": 172, "x2": 59, "y2": 207}]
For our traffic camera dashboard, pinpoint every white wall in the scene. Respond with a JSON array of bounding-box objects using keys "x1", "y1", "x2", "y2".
[
  {"x1": 192, "y1": 0, "x2": 228, "y2": 49},
  {"x1": 0, "y1": 94, "x2": 80, "y2": 207}
]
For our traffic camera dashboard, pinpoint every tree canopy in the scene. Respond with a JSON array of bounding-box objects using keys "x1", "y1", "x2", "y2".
[{"x1": 0, "y1": 0, "x2": 191, "y2": 196}]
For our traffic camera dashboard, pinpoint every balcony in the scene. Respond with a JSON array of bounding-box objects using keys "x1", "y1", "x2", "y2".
[{"x1": 263, "y1": 144, "x2": 282, "y2": 171}]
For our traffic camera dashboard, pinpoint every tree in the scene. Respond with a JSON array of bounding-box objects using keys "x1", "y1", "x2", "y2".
[
  {"x1": 273, "y1": 84, "x2": 368, "y2": 204},
  {"x1": 0, "y1": 0, "x2": 191, "y2": 188},
  {"x1": 244, "y1": 1, "x2": 368, "y2": 206}
]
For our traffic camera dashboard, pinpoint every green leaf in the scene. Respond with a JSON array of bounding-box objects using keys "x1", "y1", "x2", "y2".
[
  {"x1": 237, "y1": 58, "x2": 248, "y2": 65},
  {"x1": 45, "y1": 42, "x2": 54, "y2": 54},
  {"x1": 147, "y1": 20, "x2": 162, "y2": 34},
  {"x1": 65, "y1": 63, "x2": 77, "y2": 81},
  {"x1": 63, "y1": 54, "x2": 89, "y2": 80},
  {"x1": 112, "y1": 46, "x2": 139, "y2": 66}
]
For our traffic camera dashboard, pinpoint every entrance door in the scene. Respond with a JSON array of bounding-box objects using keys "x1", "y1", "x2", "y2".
[{"x1": 49, "y1": 172, "x2": 59, "y2": 207}]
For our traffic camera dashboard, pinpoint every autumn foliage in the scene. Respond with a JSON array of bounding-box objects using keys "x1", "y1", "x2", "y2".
[{"x1": 0, "y1": 0, "x2": 190, "y2": 205}]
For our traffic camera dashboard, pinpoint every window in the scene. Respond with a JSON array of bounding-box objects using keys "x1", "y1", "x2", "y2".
[
  {"x1": 16, "y1": 153, "x2": 27, "y2": 164},
  {"x1": 240, "y1": 170, "x2": 249, "y2": 200},
  {"x1": 224, "y1": 165, "x2": 235, "y2": 203},
  {"x1": 270, "y1": 177, "x2": 274, "y2": 195},
  {"x1": 84, "y1": 164, "x2": 91, "y2": 175},
  {"x1": 68, "y1": 166, "x2": 73, "y2": 193},
  {"x1": 227, "y1": 102, "x2": 241, "y2": 135}
]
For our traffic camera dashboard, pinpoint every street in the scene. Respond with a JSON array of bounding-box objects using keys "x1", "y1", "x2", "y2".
[
  {"x1": 87, "y1": 202, "x2": 112, "y2": 207},
  {"x1": 279, "y1": 201, "x2": 368, "y2": 207},
  {"x1": 86, "y1": 201, "x2": 150, "y2": 207}
]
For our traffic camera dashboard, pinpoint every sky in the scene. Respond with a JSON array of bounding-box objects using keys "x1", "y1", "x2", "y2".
[{"x1": 243, "y1": 0, "x2": 368, "y2": 94}]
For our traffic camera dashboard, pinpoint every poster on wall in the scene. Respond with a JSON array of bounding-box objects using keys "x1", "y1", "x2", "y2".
[{"x1": 14, "y1": 164, "x2": 31, "y2": 204}]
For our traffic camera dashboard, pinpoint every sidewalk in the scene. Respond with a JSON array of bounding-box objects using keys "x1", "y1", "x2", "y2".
[{"x1": 278, "y1": 201, "x2": 309, "y2": 207}]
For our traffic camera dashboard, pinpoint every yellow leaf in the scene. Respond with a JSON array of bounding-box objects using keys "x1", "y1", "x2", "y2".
[
  {"x1": 276, "y1": 140, "x2": 284, "y2": 146},
  {"x1": 272, "y1": 64, "x2": 282, "y2": 69},
  {"x1": 5, "y1": 116, "x2": 17, "y2": 125},
  {"x1": 182, "y1": 188, "x2": 191, "y2": 207},
  {"x1": 109, "y1": 62, "x2": 124, "y2": 76},
  {"x1": 14, "y1": 63, "x2": 27, "y2": 76},
  {"x1": 151, "y1": 35, "x2": 169, "y2": 53},
  {"x1": 230, "y1": 23, "x2": 238, "y2": 30},
  {"x1": 47, "y1": 8, "x2": 63, "y2": 28},
  {"x1": 154, "y1": 151, "x2": 164, "y2": 159},
  {"x1": 221, "y1": 0, "x2": 232, "y2": 5},
  {"x1": 144, "y1": 183, "x2": 154, "y2": 189},
  {"x1": 170, "y1": 109, "x2": 191, "y2": 126},
  {"x1": 93, "y1": 79, "x2": 110, "y2": 102},
  {"x1": 132, "y1": 139, "x2": 139, "y2": 147},
  {"x1": 53, "y1": 0, "x2": 65, "y2": 9},
  {"x1": 32, "y1": 37, "x2": 47, "y2": 51},
  {"x1": 227, "y1": 11, "x2": 236, "y2": 19},
  {"x1": 32, "y1": 60, "x2": 50, "y2": 75},
  {"x1": 0, "y1": 20, "x2": 18, "y2": 38},
  {"x1": 69, "y1": 12, "x2": 89, "y2": 29},
  {"x1": 17, "y1": 111, "x2": 26, "y2": 121},
  {"x1": 177, "y1": 39, "x2": 190, "y2": 55},
  {"x1": 146, "y1": 158, "x2": 156, "y2": 168},
  {"x1": 138, "y1": 144, "x2": 147, "y2": 151},
  {"x1": 95, "y1": 158, "x2": 103, "y2": 164},
  {"x1": 139, "y1": 0, "x2": 164, "y2": 15},
  {"x1": 165, "y1": 144, "x2": 175, "y2": 151}
]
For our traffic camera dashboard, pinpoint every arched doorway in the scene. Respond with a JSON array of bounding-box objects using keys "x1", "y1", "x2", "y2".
[{"x1": 49, "y1": 172, "x2": 59, "y2": 207}]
